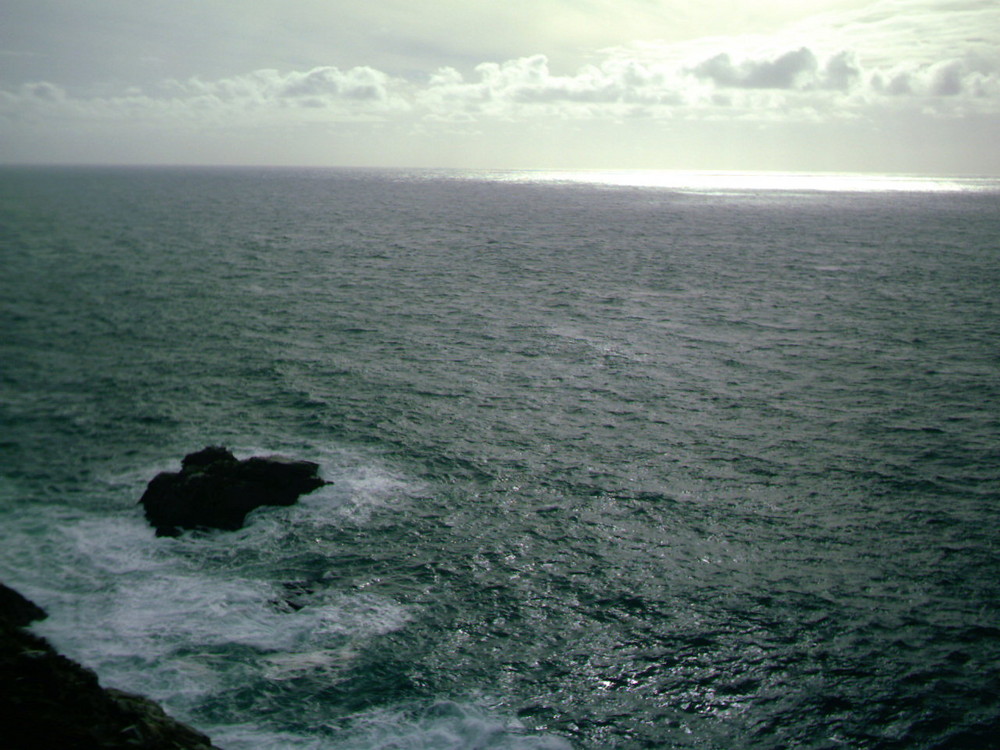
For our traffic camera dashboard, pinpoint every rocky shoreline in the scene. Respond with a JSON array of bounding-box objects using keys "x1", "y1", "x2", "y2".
[
  {"x1": 0, "y1": 447, "x2": 330, "y2": 748},
  {"x1": 0, "y1": 582, "x2": 223, "y2": 750}
]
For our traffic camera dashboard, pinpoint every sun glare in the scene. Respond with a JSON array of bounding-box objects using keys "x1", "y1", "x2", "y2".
[{"x1": 494, "y1": 170, "x2": 995, "y2": 193}]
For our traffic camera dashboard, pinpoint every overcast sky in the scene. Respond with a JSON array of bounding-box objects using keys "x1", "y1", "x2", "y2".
[{"x1": 1, "y1": 0, "x2": 998, "y2": 173}]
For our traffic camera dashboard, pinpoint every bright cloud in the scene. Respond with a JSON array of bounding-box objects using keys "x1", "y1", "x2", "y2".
[
  {"x1": 0, "y1": 0, "x2": 998, "y2": 171},
  {"x1": 176, "y1": 66, "x2": 408, "y2": 114},
  {"x1": 5, "y1": 44, "x2": 996, "y2": 129},
  {"x1": 0, "y1": 66, "x2": 410, "y2": 128}
]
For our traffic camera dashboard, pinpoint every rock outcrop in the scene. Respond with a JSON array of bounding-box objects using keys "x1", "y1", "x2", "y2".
[
  {"x1": 139, "y1": 446, "x2": 328, "y2": 536},
  {"x1": 0, "y1": 582, "x2": 222, "y2": 750}
]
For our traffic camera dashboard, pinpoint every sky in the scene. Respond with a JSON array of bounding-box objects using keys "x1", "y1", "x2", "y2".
[{"x1": 1, "y1": 0, "x2": 998, "y2": 173}]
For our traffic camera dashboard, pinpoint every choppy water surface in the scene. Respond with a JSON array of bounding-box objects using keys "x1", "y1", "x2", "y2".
[{"x1": 1, "y1": 167, "x2": 999, "y2": 749}]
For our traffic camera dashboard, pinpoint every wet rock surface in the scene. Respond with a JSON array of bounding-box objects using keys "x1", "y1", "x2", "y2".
[
  {"x1": 140, "y1": 446, "x2": 328, "y2": 536},
  {"x1": 0, "y1": 582, "x2": 222, "y2": 750}
]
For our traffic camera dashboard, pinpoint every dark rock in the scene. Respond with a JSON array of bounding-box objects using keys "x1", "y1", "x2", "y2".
[
  {"x1": 139, "y1": 446, "x2": 328, "y2": 536},
  {"x1": 0, "y1": 582, "x2": 222, "y2": 750},
  {"x1": 0, "y1": 582, "x2": 47, "y2": 627},
  {"x1": 181, "y1": 446, "x2": 238, "y2": 469}
]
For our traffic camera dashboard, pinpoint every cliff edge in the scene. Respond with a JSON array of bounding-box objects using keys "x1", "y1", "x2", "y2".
[{"x1": 0, "y1": 582, "x2": 222, "y2": 750}]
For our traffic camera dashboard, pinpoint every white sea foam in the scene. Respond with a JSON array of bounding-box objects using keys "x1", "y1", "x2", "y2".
[
  {"x1": 218, "y1": 442, "x2": 426, "y2": 525},
  {"x1": 260, "y1": 646, "x2": 358, "y2": 680},
  {"x1": 4, "y1": 495, "x2": 572, "y2": 750},
  {"x1": 3, "y1": 449, "x2": 417, "y2": 715},
  {"x1": 305, "y1": 461, "x2": 422, "y2": 524},
  {"x1": 30, "y1": 515, "x2": 410, "y2": 677},
  {"x1": 211, "y1": 700, "x2": 573, "y2": 750}
]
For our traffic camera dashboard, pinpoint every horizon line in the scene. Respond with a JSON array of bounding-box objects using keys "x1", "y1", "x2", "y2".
[{"x1": 2, "y1": 162, "x2": 999, "y2": 180}]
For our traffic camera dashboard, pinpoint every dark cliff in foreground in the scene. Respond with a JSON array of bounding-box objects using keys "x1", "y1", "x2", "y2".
[{"x1": 0, "y1": 582, "x2": 222, "y2": 750}]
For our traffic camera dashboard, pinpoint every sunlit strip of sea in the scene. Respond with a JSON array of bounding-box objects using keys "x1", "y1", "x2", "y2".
[{"x1": 1, "y1": 166, "x2": 999, "y2": 749}]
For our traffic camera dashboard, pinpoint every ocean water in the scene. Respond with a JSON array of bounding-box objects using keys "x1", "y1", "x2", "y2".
[{"x1": 1, "y1": 166, "x2": 999, "y2": 749}]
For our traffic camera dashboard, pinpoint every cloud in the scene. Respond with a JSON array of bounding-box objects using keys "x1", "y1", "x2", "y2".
[
  {"x1": 824, "y1": 52, "x2": 863, "y2": 91},
  {"x1": 689, "y1": 48, "x2": 864, "y2": 91},
  {"x1": 0, "y1": 81, "x2": 69, "y2": 110},
  {"x1": 0, "y1": 66, "x2": 410, "y2": 130},
  {"x1": 418, "y1": 54, "x2": 690, "y2": 122},
  {"x1": 176, "y1": 66, "x2": 404, "y2": 110},
  {"x1": 274, "y1": 67, "x2": 392, "y2": 103},
  {"x1": 20, "y1": 81, "x2": 67, "y2": 102},
  {"x1": 868, "y1": 56, "x2": 1000, "y2": 103},
  {"x1": 2, "y1": 48, "x2": 997, "y2": 139},
  {"x1": 826, "y1": 0, "x2": 1000, "y2": 66},
  {"x1": 692, "y1": 48, "x2": 819, "y2": 89},
  {"x1": 412, "y1": 44, "x2": 998, "y2": 125}
]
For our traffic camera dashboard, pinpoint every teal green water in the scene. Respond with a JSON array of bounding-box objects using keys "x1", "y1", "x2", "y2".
[{"x1": 2, "y1": 167, "x2": 999, "y2": 748}]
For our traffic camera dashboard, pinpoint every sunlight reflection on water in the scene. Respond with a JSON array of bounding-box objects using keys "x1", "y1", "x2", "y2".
[{"x1": 470, "y1": 169, "x2": 999, "y2": 193}]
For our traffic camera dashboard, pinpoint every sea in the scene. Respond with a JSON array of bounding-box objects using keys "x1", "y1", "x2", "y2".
[{"x1": 1, "y1": 166, "x2": 998, "y2": 749}]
